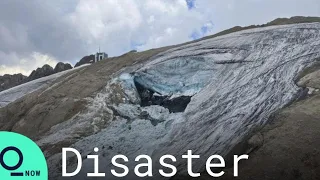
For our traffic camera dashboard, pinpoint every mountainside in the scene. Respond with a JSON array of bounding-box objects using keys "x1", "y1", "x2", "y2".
[
  {"x1": 195, "y1": 16, "x2": 320, "y2": 43},
  {"x1": 0, "y1": 62, "x2": 73, "y2": 93},
  {"x1": 28, "y1": 64, "x2": 55, "y2": 81},
  {"x1": 0, "y1": 65, "x2": 89, "y2": 108},
  {"x1": 0, "y1": 73, "x2": 26, "y2": 92},
  {"x1": 51, "y1": 23, "x2": 319, "y2": 179},
  {"x1": 27, "y1": 63, "x2": 74, "y2": 82},
  {"x1": 1, "y1": 18, "x2": 320, "y2": 180},
  {"x1": 54, "y1": 62, "x2": 73, "y2": 73},
  {"x1": 74, "y1": 54, "x2": 95, "y2": 67}
]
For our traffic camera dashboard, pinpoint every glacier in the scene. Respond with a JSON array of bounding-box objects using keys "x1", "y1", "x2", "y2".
[
  {"x1": 0, "y1": 65, "x2": 90, "y2": 108},
  {"x1": 39, "y1": 23, "x2": 320, "y2": 179}
]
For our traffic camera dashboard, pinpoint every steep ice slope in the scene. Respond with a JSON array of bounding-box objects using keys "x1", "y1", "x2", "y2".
[
  {"x1": 0, "y1": 65, "x2": 89, "y2": 108},
  {"x1": 42, "y1": 23, "x2": 320, "y2": 179}
]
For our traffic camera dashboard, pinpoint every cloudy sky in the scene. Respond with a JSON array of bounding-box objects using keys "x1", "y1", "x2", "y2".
[{"x1": 0, "y1": 0, "x2": 319, "y2": 75}]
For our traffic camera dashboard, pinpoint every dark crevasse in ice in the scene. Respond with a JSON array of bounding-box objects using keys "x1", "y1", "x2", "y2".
[
  {"x1": 129, "y1": 56, "x2": 220, "y2": 113},
  {"x1": 134, "y1": 77, "x2": 191, "y2": 113}
]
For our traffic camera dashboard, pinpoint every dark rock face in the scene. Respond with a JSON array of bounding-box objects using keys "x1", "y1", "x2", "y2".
[
  {"x1": 54, "y1": 62, "x2": 72, "y2": 73},
  {"x1": 27, "y1": 64, "x2": 55, "y2": 81},
  {"x1": 134, "y1": 79, "x2": 191, "y2": 113},
  {"x1": 150, "y1": 95, "x2": 191, "y2": 113},
  {"x1": 0, "y1": 62, "x2": 73, "y2": 92},
  {"x1": 0, "y1": 74, "x2": 27, "y2": 92},
  {"x1": 74, "y1": 55, "x2": 95, "y2": 67}
]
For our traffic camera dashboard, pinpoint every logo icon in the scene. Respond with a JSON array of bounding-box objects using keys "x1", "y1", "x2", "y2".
[{"x1": 0, "y1": 132, "x2": 48, "y2": 179}]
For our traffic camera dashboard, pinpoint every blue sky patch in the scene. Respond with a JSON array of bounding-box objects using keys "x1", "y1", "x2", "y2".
[
  {"x1": 190, "y1": 22, "x2": 215, "y2": 40},
  {"x1": 190, "y1": 31, "x2": 201, "y2": 40},
  {"x1": 131, "y1": 41, "x2": 145, "y2": 50},
  {"x1": 186, "y1": 0, "x2": 196, "y2": 10}
]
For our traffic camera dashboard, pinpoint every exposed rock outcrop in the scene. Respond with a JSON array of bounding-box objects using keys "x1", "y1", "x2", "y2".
[
  {"x1": 74, "y1": 54, "x2": 95, "y2": 67},
  {"x1": 0, "y1": 62, "x2": 74, "y2": 93},
  {"x1": 53, "y1": 62, "x2": 72, "y2": 73},
  {"x1": 27, "y1": 64, "x2": 55, "y2": 81},
  {"x1": 0, "y1": 74, "x2": 27, "y2": 92}
]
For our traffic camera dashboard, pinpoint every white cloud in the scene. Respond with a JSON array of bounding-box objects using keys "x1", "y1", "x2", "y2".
[
  {"x1": 1, "y1": 0, "x2": 320, "y2": 75},
  {"x1": 66, "y1": 0, "x2": 213, "y2": 55},
  {"x1": 0, "y1": 65, "x2": 30, "y2": 76},
  {"x1": 147, "y1": 15, "x2": 155, "y2": 24},
  {"x1": 0, "y1": 52, "x2": 59, "y2": 76},
  {"x1": 68, "y1": 0, "x2": 142, "y2": 47}
]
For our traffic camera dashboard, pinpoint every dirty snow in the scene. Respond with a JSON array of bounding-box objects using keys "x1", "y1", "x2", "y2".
[
  {"x1": 40, "y1": 23, "x2": 320, "y2": 179},
  {"x1": 0, "y1": 65, "x2": 90, "y2": 108}
]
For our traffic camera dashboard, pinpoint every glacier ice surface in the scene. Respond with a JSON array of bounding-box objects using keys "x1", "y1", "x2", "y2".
[{"x1": 43, "y1": 23, "x2": 320, "y2": 179}]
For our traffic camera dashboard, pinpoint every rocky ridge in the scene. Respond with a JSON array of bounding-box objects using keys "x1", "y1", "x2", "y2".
[
  {"x1": 74, "y1": 54, "x2": 95, "y2": 67},
  {"x1": 0, "y1": 73, "x2": 27, "y2": 92},
  {"x1": 0, "y1": 62, "x2": 73, "y2": 93}
]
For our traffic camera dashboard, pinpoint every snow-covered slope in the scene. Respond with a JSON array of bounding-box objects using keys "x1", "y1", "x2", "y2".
[
  {"x1": 37, "y1": 23, "x2": 320, "y2": 179},
  {"x1": 0, "y1": 65, "x2": 89, "y2": 108}
]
